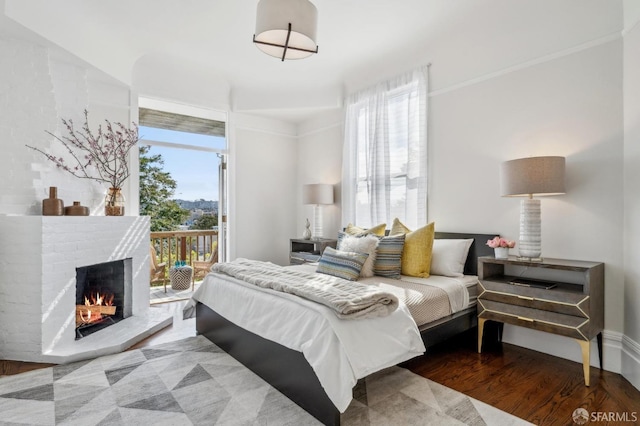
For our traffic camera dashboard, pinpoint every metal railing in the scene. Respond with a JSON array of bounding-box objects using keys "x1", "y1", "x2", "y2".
[{"x1": 150, "y1": 230, "x2": 218, "y2": 279}]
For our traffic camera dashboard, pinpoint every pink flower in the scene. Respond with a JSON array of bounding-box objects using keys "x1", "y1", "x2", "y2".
[{"x1": 486, "y1": 236, "x2": 516, "y2": 248}]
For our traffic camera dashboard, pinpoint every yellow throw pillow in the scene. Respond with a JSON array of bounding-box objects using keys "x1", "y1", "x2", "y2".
[
  {"x1": 390, "y1": 219, "x2": 435, "y2": 278},
  {"x1": 390, "y1": 218, "x2": 411, "y2": 236},
  {"x1": 345, "y1": 222, "x2": 387, "y2": 237}
]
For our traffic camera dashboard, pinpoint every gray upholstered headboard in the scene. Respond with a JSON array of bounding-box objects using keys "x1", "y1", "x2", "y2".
[{"x1": 434, "y1": 232, "x2": 497, "y2": 276}]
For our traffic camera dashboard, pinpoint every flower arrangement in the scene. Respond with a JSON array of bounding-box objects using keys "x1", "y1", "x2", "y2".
[
  {"x1": 26, "y1": 110, "x2": 139, "y2": 191},
  {"x1": 486, "y1": 236, "x2": 516, "y2": 249}
]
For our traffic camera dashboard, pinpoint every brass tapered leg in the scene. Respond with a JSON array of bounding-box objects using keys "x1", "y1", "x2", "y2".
[
  {"x1": 478, "y1": 318, "x2": 487, "y2": 353},
  {"x1": 577, "y1": 339, "x2": 591, "y2": 386}
]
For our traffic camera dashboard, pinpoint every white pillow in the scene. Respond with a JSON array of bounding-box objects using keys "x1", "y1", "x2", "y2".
[
  {"x1": 337, "y1": 233, "x2": 379, "y2": 278},
  {"x1": 430, "y1": 239, "x2": 473, "y2": 277}
]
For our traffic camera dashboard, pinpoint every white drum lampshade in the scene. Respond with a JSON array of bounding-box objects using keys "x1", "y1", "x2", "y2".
[
  {"x1": 303, "y1": 184, "x2": 334, "y2": 239},
  {"x1": 253, "y1": 0, "x2": 318, "y2": 61},
  {"x1": 500, "y1": 156, "x2": 565, "y2": 260}
]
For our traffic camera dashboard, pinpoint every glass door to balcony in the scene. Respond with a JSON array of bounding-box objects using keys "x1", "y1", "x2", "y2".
[{"x1": 138, "y1": 104, "x2": 228, "y2": 299}]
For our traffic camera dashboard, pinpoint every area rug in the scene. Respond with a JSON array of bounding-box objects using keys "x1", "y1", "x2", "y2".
[
  {"x1": 0, "y1": 336, "x2": 531, "y2": 425},
  {"x1": 150, "y1": 282, "x2": 201, "y2": 305}
]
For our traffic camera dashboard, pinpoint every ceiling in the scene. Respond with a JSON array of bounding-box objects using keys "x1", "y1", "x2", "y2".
[{"x1": 1, "y1": 0, "x2": 624, "y2": 123}]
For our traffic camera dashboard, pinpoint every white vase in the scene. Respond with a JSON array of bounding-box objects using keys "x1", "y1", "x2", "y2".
[
  {"x1": 302, "y1": 218, "x2": 312, "y2": 240},
  {"x1": 494, "y1": 247, "x2": 509, "y2": 259}
]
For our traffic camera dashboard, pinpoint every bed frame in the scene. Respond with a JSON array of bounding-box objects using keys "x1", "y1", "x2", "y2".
[{"x1": 196, "y1": 232, "x2": 496, "y2": 426}]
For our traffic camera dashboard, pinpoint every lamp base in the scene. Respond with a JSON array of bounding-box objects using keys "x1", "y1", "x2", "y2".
[
  {"x1": 312, "y1": 204, "x2": 324, "y2": 239},
  {"x1": 519, "y1": 198, "x2": 542, "y2": 259}
]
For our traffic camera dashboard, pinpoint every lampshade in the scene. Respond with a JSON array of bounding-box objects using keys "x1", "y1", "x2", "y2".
[
  {"x1": 253, "y1": 0, "x2": 318, "y2": 61},
  {"x1": 500, "y1": 156, "x2": 565, "y2": 197},
  {"x1": 500, "y1": 156, "x2": 565, "y2": 261},
  {"x1": 303, "y1": 184, "x2": 333, "y2": 205}
]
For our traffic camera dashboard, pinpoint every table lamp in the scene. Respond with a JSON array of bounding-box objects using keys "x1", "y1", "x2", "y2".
[
  {"x1": 500, "y1": 156, "x2": 565, "y2": 260},
  {"x1": 303, "y1": 183, "x2": 334, "y2": 239}
]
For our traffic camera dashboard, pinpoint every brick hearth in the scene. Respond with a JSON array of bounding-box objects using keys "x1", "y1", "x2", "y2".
[{"x1": 0, "y1": 216, "x2": 172, "y2": 363}]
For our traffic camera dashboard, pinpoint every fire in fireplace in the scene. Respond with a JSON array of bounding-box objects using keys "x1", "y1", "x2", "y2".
[{"x1": 75, "y1": 258, "x2": 132, "y2": 339}]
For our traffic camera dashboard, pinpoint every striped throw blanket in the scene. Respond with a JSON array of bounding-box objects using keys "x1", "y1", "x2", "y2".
[{"x1": 211, "y1": 258, "x2": 399, "y2": 319}]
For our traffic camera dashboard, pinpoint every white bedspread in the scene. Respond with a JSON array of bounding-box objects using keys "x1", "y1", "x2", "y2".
[{"x1": 184, "y1": 270, "x2": 425, "y2": 412}]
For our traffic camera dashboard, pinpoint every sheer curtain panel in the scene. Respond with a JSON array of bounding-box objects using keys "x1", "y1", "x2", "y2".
[{"x1": 342, "y1": 67, "x2": 428, "y2": 230}]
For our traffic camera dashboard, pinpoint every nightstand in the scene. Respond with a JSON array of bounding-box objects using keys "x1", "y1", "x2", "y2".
[
  {"x1": 477, "y1": 256, "x2": 604, "y2": 386},
  {"x1": 289, "y1": 238, "x2": 337, "y2": 265}
]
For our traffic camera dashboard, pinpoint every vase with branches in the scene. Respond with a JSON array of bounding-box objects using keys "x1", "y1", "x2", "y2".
[{"x1": 26, "y1": 110, "x2": 139, "y2": 216}]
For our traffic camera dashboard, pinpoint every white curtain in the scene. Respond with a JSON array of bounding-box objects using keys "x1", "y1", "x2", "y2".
[{"x1": 342, "y1": 67, "x2": 428, "y2": 230}]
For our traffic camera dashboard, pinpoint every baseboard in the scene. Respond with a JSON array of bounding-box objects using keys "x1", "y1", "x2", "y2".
[
  {"x1": 501, "y1": 325, "x2": 623, "y2": 373},
  {"x1": 621, "y1": 334, "x2": 640, "y2": 391}
]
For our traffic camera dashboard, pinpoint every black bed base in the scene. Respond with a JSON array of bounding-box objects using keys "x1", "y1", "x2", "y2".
[
  {"x1": 196, "y1": 302, "x2": 341, "y2": 426},
  {"x1": 196, "y1": 301, "x2": 481, "y2": 426},
  {"x1": 196, "y1": 232, "x2": 497, "y2": 426},
  {"x1": 419, "y1": 306, "x2": 478, "y2": 348}
]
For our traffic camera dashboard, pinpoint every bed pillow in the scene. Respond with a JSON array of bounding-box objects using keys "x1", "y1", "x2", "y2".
[
  {"x1": 345, "y1": 223, "x2": 387, "y2": 237},
  {"x1": 430, "y1": 239, "x2": 473, "y2": 277},
  {"x1": 373, "y1": 234, "x2": 405, "y2": 279},
  {"x1": 336, "y1": 233, "x2": 379, "y2": 278},
  {"x1": 390, "y1": 219, "x2": 435, "y2": 278},
  {"x1": 316, "y1": 246, "x2": 369, "y2": 281}
]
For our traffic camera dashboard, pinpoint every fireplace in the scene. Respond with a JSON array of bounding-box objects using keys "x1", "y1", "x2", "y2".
[
  {"x1": 75, "y1": 258, "x2": 132, "y2": 339},
  {"x1": 0, "y1": 216, "x2": 174, "y2": 364}
]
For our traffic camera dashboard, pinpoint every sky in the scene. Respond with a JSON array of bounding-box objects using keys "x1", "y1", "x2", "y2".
[{"x1": 139, "y1": 126, "x2": 225, "y2": 201}]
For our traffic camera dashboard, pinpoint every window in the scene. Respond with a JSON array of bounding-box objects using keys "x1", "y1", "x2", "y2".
[{"x1": 342, "y1": 67, "x2": 428, "y2": 230}]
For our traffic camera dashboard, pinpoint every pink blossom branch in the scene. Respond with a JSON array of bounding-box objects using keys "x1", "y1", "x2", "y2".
[{"x1": 26, "y1": 110, "x2": 139, "y2": 189}]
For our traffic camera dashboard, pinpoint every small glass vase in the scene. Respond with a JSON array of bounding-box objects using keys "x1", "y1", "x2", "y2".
[
  {"x1": 105, "y1": 187, "x2": 125, "y2": 216},
  {"x1": 494, "y1": 247, "x2": 509, "y2": 259}
]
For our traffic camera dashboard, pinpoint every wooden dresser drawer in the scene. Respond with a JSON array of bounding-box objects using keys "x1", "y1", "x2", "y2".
[
  {"x1": 478, "y1": 281, "x2": 589, "y2": 318},
  {"x1": 477, "y1": 256, "x2": 604, "y2": 387},
  {"x1": 478, "y1": 299, "x2": 589, "y2": 340}
]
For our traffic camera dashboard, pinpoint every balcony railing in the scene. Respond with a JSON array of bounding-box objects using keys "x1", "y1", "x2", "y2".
[{"x1": 150, "y1": 230, "x2": 218, "y2": 285}]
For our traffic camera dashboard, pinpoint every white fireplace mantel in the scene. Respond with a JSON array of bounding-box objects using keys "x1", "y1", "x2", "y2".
[{"x1": 0, "y1": 215, "x2": 172, "y2": 363}]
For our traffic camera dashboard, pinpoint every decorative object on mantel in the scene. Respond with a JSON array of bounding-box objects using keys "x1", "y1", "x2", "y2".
[
  {"x1": 500, "y1": 156, "x2": 565, "y2": 261},
  {"x1": 64, "y1": 201, "x2": 89, "y2": 216},
  {"x1": 105, "y1": 187, "x2": 125, "y2": 216},
  {"x1": 42, "y1": 186, "x2": 64, "y2": 216},
  {"x1": 26, "y1": 109, "x2": 139, "y2": 216},
  {"x1": 253, "y1": 0, "x2": 319, "y2": 61},
  {"x1": 302, "y1": 218, "x2": 312, "y2": 240},
  {"x1": 486, "y1": 236, "x2": 515, "y2": 259}
]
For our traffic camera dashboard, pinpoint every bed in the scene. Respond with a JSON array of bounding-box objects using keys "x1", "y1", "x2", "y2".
[{"x1": 190, "y1": 232, "x2": 495, "y2": 425}]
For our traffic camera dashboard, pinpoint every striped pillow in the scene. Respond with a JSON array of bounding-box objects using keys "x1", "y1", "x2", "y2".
[
  {"x1": 316, "y1": 247, "x2": 369, "y2": 281},
  {"x1": 373, "y1": 234, "x2": 406, "y2": 279}
]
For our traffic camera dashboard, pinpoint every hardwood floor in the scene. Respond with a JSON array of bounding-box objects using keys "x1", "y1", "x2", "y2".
[
  {"x1": 403, "y1": 330, "x2": 640, "y2": 426},
  {"x1": 2, "y1": 303, "x2": 639, "y2": 425}
]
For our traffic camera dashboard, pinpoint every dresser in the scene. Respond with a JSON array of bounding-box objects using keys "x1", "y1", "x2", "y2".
[
  {"x1": 289, "y1": 238, "x2": 337, "y2": 265},
  {"x1": 477, "y1": 256, "x2": 604, "y2": 386}
]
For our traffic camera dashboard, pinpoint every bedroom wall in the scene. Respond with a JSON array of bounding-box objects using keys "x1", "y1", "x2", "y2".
[
  {"x1": 295, "y1": 10, "x2": 628, "y2": 374},
  {"x1": 296, "y1": 110, "x2": 344, "y2": 240},
  {"x1": 429, "y1": 38, "x2": 624, "y2": 372},
  {"x1": 230, "y1": 113, "x2": 298, "y2": 266},
  {"x1": 0, "y1": 35, "x2": 132, "y2": 217},
  {"x1": 622, "y1": 0, "x2": 640, "y2": 390}
]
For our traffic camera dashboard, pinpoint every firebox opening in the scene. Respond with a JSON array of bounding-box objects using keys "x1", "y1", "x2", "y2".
[{"x1": 75, "y1": 258, "x2": 132, "y2": 339}]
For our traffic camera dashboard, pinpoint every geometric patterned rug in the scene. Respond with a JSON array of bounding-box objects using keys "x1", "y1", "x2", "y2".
[{"x1": 0, "y1": 336, "x2": 532, "y2": 425}]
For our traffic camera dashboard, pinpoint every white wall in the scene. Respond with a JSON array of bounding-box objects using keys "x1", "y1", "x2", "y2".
[
  {"x1": 296, "y1": 110, "x2": 344, "y2": 239},
  {"x1": 622, "y1": 0, "x2": 640, "y2": 390},
  {"x1": 298, "y1": 21, "x2": 629, "y2": 376},
  {"x1": 230, "y1": 113, "x2": 298, "y2": 266},
  {"x1": 430, "y1": 38, "x2": 625, "y2": 371},
  {"x1": 0, "y1": 35, "x2": 133, "y2": 216}
]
